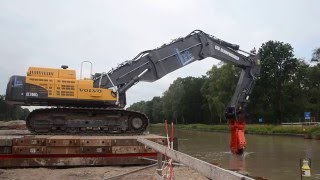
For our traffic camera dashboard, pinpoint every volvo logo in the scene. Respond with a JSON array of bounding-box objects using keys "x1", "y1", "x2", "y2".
[{"x1": 79, "y1": 89, "x2": 102, "y2": 93}]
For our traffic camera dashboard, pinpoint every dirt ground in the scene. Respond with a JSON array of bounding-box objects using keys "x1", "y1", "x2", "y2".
[{"x1": 0, "y1": 165, "x2": 207, "y2": 180}]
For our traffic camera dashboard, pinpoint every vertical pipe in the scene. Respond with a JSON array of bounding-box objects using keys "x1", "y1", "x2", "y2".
[{"x1": 80, "y1": 61, "x2": 93, "y2": 79}]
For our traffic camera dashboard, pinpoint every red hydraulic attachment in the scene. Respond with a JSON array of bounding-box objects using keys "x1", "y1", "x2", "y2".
[{"x1": 229, "y1": 119, "x2": 246, "y2": 155}]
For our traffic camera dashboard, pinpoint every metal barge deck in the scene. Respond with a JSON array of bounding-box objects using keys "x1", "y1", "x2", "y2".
[{"x1": 0, "y1": 131, "x2": 168, "y2": 168}]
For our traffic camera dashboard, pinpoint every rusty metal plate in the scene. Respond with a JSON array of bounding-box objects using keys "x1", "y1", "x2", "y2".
[
  {"x1": 46, "y1": 147, "x2": 80, "y2": 154},
  {"x1": 12, "y1": 146, "x2": 46, "y2": 154},
  {"x1": 80, "y1": 137, "x2": 111, "y2": 146},
  {"x1": 111, "y1": 139, "x2": 141, "y2": 146},
  {"x1": 46, "y1": 136, "x2": 80, "y2": 146},
  {"x1": 0, "y1": 146, "x2": 12, "y2": 154},
  {"x1": 112, "y1": 146, "x2": 145, "y2": 154},
  {"x1": 80, "y1": 146, "x2": 112, "y2": 154},
  {"x1": 13, "y1": 135, "x2": 51, "y2": 146}
]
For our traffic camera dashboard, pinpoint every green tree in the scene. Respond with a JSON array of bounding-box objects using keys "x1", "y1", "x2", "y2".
[
  {"x1": 179, "y1": 77, "x2": 207, "y2": 124},
  {"x1": 0, "y1": 95, "x2": 30, "y2": 121},
  {"x1": 127, "y1": 101, "x2": 147, "y2": 113},
  {"x1": 283, "y1": 60, "x2": 309, "y2": 121},
  {"x1": 201, "y1": 64, "x2": 239, "y2": 124},
  {"x1": 162, "y1": 78, "x2": 185, "y2": 123},
  {"x1": 305, "y1": 63, "x2": 320, "y2": 121},
  {"x1": 311, "y1": 48, "x2": 320, "y2": 62},
  {"x1": 250, "y1": 41, "x2": 301, "y2": 123},
  {"x1": 127, "y1": 97, "x2": 165, "y2": 123},
  {"x1": 151, "y1": 97, "x2": 164, "y2": 123}
]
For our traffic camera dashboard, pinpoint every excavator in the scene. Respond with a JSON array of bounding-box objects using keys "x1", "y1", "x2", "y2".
[{"x1": 5, "y1": 30, "x2": 260, "y2": 154}]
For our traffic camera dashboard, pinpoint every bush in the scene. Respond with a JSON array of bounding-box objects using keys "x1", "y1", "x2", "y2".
[{"x1": 151, "y1": 123, "x2": 320, "y2": 136}]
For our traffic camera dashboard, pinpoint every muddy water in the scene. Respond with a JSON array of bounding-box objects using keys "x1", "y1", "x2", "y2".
[{"x1": 150, "y1": 126, "x2": 320, "y2": 180}]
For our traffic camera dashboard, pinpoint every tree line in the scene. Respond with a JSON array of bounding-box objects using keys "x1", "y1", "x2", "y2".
[
  {"x1": 127, "y1": 41, "x2": 320, "y2": 124},
  {"x1": 0, "y1": 95, "x2": 30, "y2": 121}
]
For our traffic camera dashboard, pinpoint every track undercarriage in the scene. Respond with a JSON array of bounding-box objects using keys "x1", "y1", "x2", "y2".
[{"x1": 26, "y1": 108, "x2": 149, "y2": 135}]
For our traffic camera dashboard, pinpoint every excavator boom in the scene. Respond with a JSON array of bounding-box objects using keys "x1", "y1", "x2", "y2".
[
  {"x1": 94, "y1": 30, "x2": 260, "y2": 112},
  {"x1": 94, "y1": 30, "x2": 261, "y2": 154}
]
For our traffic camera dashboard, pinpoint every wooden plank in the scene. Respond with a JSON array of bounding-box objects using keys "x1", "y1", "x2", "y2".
[{"x1": 137, "y1": 138, "x2": 254, "y2": 180}]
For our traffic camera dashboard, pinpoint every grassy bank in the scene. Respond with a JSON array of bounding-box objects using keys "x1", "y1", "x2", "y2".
[{"x1": 152, "y1": 123, "x2": 320, "y2": 137}]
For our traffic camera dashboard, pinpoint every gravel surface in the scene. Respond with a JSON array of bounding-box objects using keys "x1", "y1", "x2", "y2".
[{"x1": 0, "y1": 166, "x2": 207, "y2": 180}]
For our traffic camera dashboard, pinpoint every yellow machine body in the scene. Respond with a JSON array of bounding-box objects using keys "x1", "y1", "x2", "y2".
[
  {"x1": 26, "y1": 67, "x2": 117, "y2": 102},
  {"x1": 5, "y1": 66, "x2": 148, "y2": 134}
]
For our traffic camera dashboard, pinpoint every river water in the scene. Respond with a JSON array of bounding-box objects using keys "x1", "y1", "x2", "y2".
[{"x1": 150, "y1": 126, "x2": 320, "y2": 180}]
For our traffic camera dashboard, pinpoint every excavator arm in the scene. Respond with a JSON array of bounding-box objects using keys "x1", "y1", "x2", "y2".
[{"x1": 93, "y1": 30, "x2": 261, "y2": 154}]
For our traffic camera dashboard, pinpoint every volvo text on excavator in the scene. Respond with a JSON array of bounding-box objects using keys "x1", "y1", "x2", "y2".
[{"x1": 5, "y1": 30, "x2": 260, "y2": 154}]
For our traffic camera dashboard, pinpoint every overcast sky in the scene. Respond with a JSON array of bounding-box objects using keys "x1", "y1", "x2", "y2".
[{"x1": 0, "y1": 0, "x2": 319, "y2": 106}]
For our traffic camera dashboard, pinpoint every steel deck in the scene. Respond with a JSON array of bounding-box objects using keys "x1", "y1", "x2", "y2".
[{"x1": 0, "y1": 131, "x2": 167, "y2": 168}]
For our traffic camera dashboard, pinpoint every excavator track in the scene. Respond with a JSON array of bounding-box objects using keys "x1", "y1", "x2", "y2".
[{"x1": 26, "y1": 108, "x2": 149, "y2": 135}]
